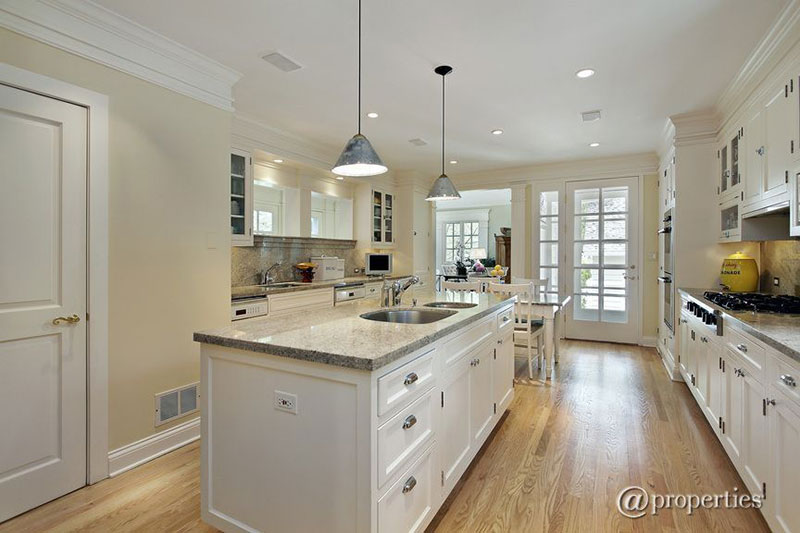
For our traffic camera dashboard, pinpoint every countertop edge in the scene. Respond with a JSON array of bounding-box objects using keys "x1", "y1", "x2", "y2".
[
  {"x1": 677, "y1": 288, "x2": 800, "y2": 364},
  {"x1": 194, "y1": 297, "x2": 516, "y2": 371}
]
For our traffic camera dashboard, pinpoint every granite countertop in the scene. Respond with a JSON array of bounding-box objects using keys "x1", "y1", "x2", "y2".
[
  {"x1": 231, "y1": 274, "x2": 412, "y2": 300},
  {"x1": 678, "y1": 288, "x2": 800, "y2": 363},
  {"x1": 196, "y1": 290, "x2": 515, "y2": 371}
]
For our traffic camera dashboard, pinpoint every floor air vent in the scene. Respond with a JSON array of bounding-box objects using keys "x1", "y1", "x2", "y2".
[{"x1": 155, "y1": 382, "x2": 199, "y2": 426}]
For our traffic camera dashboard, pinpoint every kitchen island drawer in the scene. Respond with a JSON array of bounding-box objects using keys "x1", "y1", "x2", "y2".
[
  {"x1": 377, "y1": 389, "x2": 435, "y2": 487},
  {"x1": 378, "y1": 349, "x2": 435, "y2": 416},
  {"x1": 725, "y1": 327, "x2": 766, "y2": 382},
  {"x1": 497, "y1": 305, "x2": 514, "y2": 333},
  {"x1": 378, "y1": 443, "x2": 436, "y2": 533}
]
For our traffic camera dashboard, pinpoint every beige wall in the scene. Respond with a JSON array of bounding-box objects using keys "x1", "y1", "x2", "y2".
[
  {"x1": 1, "y1": 28, "x2": 232, "y2": 449},
  {"x1": 642, "y1": 173, "x2": 659, "y2": 340}
]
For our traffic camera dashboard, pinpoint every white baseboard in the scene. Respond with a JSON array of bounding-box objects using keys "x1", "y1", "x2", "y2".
[
  {"x1": 108, "y1": 416, "x2": 200, "y2": 477},
  {"x1": 639, "y1": 336, "x2": 657, "y2": 347}
]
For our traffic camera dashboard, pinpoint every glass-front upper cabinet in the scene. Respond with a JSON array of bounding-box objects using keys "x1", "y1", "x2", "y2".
[
  {"x1": 372, "y1": 189, "x2": 393, "y2": 244},
  {"x1": 718, "y1": 127, "x2": 744, "y2": 200},
  {"x1": 718, "y1": 142, "x2": 729, "y2": 196},
  {"x1": 718, "y1": 195, "x2": 741, "y2": 242},
  {"x1": 231, "y1": 148, "x2": 253, "y2": 246}
]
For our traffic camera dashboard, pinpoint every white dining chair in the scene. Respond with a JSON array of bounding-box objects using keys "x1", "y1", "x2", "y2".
[
  {"x1": 488, "y1": 282, "x2": 543, "y2": 378},
  {"x1": 441, "y1": 280, "x2": 482, "y2": 292},
  {"x1": 511, "y1": 277, "x2": 548, "y2": 297}
]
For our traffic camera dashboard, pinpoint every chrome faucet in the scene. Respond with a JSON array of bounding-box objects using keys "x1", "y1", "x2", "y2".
[
  {"x1": 381, "y1": 276, "x2": 420, "y2": 307},
  {"x1": 261, "y1": 262, "x2": 282, "y2": 285}
]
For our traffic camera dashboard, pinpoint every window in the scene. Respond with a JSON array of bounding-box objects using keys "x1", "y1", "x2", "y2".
[
  {"x1": 254, "y1": 210, "x2": 274, "y2": 234},
  {"x1": 310, "y1": 213, "x2": 321, "y2": 237},
  {"x1": 537, "y1": 190, "x2": 559, "y2": 297},
  {"x1": 444, "y1": 221, "x2": 479, "y2": 262}
]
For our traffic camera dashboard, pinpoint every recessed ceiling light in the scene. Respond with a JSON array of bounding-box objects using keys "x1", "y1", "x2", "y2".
[
  {"x1": 336, "y1": 176, "x2": 345, "y2": 181},
  {"x1": 273, "y1": 159, "x2": 284, "y2": 163},
  {"x1": 589, "y1": 142, "x2": 600, "y2": 147},
  {"x1": 366, "y1": 112, "x2": 379, "y2": 118},
  {"x1": 491, "y1": 129, "x2": 504, "y2": 135},
  {"x1": 449, "y1": 160, "x2": 458, "y2": 164},
  {"x1": 576, "y1": 68, "x2": 595, "y2": 79}
]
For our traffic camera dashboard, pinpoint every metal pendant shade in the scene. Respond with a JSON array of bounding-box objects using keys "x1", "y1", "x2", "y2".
[
  {"x1": 332, "y1": 133, "x2": 387, "y2": 176},
  {"x1": 426, "y1": 65, "x2": 461, "y2": 201},
  {"x1": 332, "y1": 0, "x2": 387, "y2": 177}
]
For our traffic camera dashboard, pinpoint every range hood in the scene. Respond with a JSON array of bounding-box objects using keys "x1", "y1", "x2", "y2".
[{"x1": 742, "y1": 200, "x2": 789, "y2": 219}]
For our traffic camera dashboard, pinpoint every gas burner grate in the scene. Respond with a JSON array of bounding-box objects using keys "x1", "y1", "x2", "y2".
[{"x1": 703, "y1": 291, "x2": 800, "y2": 314}]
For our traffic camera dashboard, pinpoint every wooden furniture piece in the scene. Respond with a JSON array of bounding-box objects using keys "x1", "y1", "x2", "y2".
[
  {"x1": 441, "y1": 280, "x2": 481, "y2": 292},
  {"x1": 494, "y1": 234, "x2": 511, "y2": 283},
  {"x1": 489, "y1": 282, "x2": 544, "y2": 379}
]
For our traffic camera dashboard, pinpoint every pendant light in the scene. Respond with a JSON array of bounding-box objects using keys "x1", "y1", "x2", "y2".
[
  {"x1": 426, "y1": 65, "x2": 461, "y2": 201},
  {"x1": 332, "y1": 0, "x2": 387, "y2": 177}
]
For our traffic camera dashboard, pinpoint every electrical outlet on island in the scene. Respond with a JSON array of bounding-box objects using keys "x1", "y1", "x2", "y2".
[{"x1": 275, "y1": 390, "x2": 298, "y2": 414}]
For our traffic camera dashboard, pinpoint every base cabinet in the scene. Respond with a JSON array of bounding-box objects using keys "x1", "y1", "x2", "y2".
[
  {"x1": 441, "y1": 352, "x2": 471, "y2": 493},
  {"x1": 767, "y1": 387, "x2": 800, "y2": 533}
]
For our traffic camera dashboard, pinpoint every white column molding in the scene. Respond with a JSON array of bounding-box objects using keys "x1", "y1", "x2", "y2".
[{"x1": 511, "y1": 185, "x2": 528, "y2": 279}]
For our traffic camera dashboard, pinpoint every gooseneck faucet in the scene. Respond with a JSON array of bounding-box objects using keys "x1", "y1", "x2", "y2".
[
  {"x1": 381, "y1": 276, "x2": 420, "y2": 307},
  {"x1": 261, "y1": 262, "x2": 282, "y2": 285}
]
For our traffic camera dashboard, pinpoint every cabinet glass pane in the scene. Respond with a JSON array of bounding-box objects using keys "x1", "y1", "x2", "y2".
[
  {"x1": 231, "y1": 154, "x2": 245, "y2": 177},
  {"x1": 731, "y1": 135, "x2": 740, "y2": 187},
  {"x1": 721, "y1": 204, "x2": 739, "y2": 231},
  {"x1": 720, "y1": 144, "x2": 729, "y2": 192}
]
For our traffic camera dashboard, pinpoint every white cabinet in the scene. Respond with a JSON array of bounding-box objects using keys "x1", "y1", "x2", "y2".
[
  {"x1": 766, "y1": 386, "x2": 800, "y2": 533},
  {"x1": 469, "y1": 343, "x2": 495, "y2": 445},
  {"x1": 717, "y1": 127, "x2": 744, "y2": 200},
  {"x1": 765, "y1": 82, "x2": 794, "y2": 199},
  {"x1": 268, "y1": 287, "x2": 333, "y2": 317},
  {"x1": 440, "y1": 339, "x2": 473, "y2": 493},
  {"x1": 718, "y1": 195, "x2": 741, "y2": 242},
  {"x1": 744, "y1": 107, "x2": 767, "y2": 205},
  {"x1": 230, "y1": 148, "x2": 253, "y2": 246},
  {"x1": 377, "y1": 443, "x2": 437, "y2": 533},
  {"x1": 372, "y1": 189, "x2": 394, "y2": 245},
  {"x1": 493, "y1": 329, "x2": 514, "y2": 413},
  {"x1": 790, "y1": 169, "x2": 800, "y2": 236},
  {"x1": 721, "y1": 348, "x2": 744, "y2": 464}
]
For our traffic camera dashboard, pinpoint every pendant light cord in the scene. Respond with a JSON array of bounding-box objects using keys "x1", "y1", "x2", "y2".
[
  {"x1": 357, "y1": 0, "x2": 362, "y2": 134},
  {"x1": 441, "y1": 71, "x2": 445, "y2": 175}
]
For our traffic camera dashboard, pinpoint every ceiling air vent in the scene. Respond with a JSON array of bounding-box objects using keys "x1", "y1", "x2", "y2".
[
  {"x1": 262, "y1": 52, "x2": 303, "y2": 72},
  {"x1": 408, "y1": 138, "x2": 428, "y2": 147},
  {"x1": 581, "y1": 109, "x2": 602, "y2": 122}
]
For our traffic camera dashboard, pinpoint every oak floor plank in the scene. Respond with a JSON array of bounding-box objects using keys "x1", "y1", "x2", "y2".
[{"x1": 0, "y1": 341, "x2": 769, "y2": 532}]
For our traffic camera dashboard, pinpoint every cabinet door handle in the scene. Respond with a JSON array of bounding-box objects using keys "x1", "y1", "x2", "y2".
[
  {"x1": 402, "y1": 414, "x2": 417, "y2": 430},
  {"x1": 502, "y1": 315, "x2": 511, "y2": 322},
  {"x1": 402, "y1": 476, "x2": 417, "y2": 494},
  {"x1": 780, "y1": 374, "x2": 797, "y2": 388},
  {"x1": 403, "y1": 372, "x2": 419, "y2": 386},
  {"x1": 736, "y1": 343, "x2": 748, "y2": 353},
  {"x1": 756, "y1": 146, "x2": 765, "y2": 156},
  {"x1": 497, "y1": 338, "x2": 503, "y2": 345},
  {"x1": 52, "y1": 314, "x2": 81, "y2": 325}
]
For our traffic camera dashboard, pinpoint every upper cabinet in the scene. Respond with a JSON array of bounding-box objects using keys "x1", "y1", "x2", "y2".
[
  {"x1": 231, "y1": 149, "x2": 253, "y2": 246},
  {"x1": 717, "y1": 127, "x2": 743, "y2": 200},
  {"x1": 372, "y1": 189, "x2": 394, "y2": 245}
]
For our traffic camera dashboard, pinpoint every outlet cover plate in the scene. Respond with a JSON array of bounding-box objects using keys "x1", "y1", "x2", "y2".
[{"x1": 275, "y1": 390, "x2": 298, "y2": 414}]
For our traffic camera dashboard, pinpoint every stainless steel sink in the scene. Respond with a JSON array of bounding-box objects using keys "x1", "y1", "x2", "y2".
[
  {"x1": 261, "y1": 282, "x2": 303, "y2": 289},
  {"x1": 423, "y1": 302, "x2": 478, "y2": 309},
  {"x1": 360, "y1": 308, "x2": 457, "y2": 324}
]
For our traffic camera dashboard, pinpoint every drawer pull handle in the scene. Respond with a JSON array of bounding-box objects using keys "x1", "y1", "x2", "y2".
[
  {"x1": 736, "y1": 343, "x2": 748, "y2": 353},
  {"x1": 403, "y1": 372, "x2": 418, "y2": 386},
  {"x1": 402, "y1": 476, "x2": 417, "y2": 494},
  {"x1": 497, "y1": 339, "x2": 503, "y2": 345},
  {"x1": 781, "y1": 374, "x2": 797, "y2": 388},
  {"x1": 402, "y1": 414, "x2": 417, "y2": 430},
  {"x1": 502, "y1": 315, "x2": 511, "y2": 322}
]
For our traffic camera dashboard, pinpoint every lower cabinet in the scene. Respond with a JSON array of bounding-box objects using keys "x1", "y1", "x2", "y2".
[
  {"x1": 441, "y1": 349, "x2": 472, "y2": 492},
  {"x1": 469, "y1": 343, "x2": 495, "y2": 445},
  {"x1": 378, "y1": 443, "x2": 437, "y2": 533},
  {"x1": 493, "y1": 328, "x2": 514, "y2": 412},
  {"x1": 767, "y1": 386, "x2": 800, "y2": 533}
]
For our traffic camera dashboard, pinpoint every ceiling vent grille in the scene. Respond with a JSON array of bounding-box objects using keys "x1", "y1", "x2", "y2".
[
  {"x1": 581, "y1": 110, "x2": 602, "y2": 122},
  {"x1": 408, "y1": 138, "x2": 428, "y2": 147},
  {"x1": 262, "y1": 52, "x2": 303, "y2": 72}
]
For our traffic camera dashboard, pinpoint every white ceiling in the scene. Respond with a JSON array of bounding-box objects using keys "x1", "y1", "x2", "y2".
[{"x1": 96, "y1": 0, "x2": 788, "y2": 175}]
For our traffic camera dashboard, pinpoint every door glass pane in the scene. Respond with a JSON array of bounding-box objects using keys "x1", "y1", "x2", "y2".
[
  {"x1": 575, "y1": 295, "x2": 599, "y2": 321},
  {"x1": 540, "y1": 267, "x2": 558, "y2": 291},
  {"x1": 603, "y1": 214, "x2": 627, "y2": 240},
  {"x1": 540, "y1": 243, "x2": 558, "y2": 266},
  {"x1": 575, "y1": 243, "x2": 599, "y2": 266},
  {"x1": 602, "y1": 296, "x2": 628, "y2": 323},
  {"x1": 602, "y1": 186, "x2": 628, "y2": 213},
  {"x1": 575, "y1": 188, "x2": 600, "y2": 214},
  {"x1": 540, "y1": 217, "x2": 558, "y2": 240},
  {"x1": 602, "y1": 242, "x2": 626, "y2": 266},
  {"x1": 603, "y1": 269, "x2": 626, "y2": 290},
  {"x1": 574, "y1": 268, "x2": 599, "y2": 293},
  {"x1": 540, "y1": 191, "x2": 559, "y2": 215},
  {"x1": 574, "y1": 215, "x2": 599, "y2": 240}
]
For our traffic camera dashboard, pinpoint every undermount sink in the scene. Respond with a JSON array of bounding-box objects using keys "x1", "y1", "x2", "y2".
[
  {"x1": 423, "y1": 302, "x2": 478, "y2": 309},
  {"x1": 261, "y1": 282, "x2": 303, "y2": 289},
  {"x1": 360, "y1": 308, "x2": 457, "y2": 324}
]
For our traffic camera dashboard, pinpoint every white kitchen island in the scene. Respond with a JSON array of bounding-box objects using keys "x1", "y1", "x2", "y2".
[{"x1": 194, "y1": 290, "x2": 516, "y2": 533}]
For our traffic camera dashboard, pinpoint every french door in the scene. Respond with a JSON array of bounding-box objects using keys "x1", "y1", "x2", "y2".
[
  {"x1": 565, "y1": 178, "x2": 639, "y2": 343},
  {"x1": 0, "y1": 83, "x2": 88, "y2": 521}
]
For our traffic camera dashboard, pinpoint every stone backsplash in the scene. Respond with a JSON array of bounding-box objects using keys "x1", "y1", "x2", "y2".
[
  {"x1": 759, "y1": 240, "x2": 800, "y2": 295},
  {"x1": 232, "y1": 236, "x2": 377, "y2": 287}
]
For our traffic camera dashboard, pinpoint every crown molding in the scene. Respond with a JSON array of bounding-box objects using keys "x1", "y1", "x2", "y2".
[
  {"x1": 0, "y1": 0, "x2": 241, "y2": 110},
  {"x1": 232, "y1": 113, "x2": 340, "y2": 171},
  {"x1": 716, "y1": 0, "x2": 800, "y2": 122},
  {"x1": 668, "y1": 109, "x2": 719, "y2": 146},
  {"x1": 450, "y1": 152, "x2": 659, "y2": 189}
]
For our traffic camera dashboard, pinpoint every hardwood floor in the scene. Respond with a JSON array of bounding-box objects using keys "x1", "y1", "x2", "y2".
[{"x1": 0, "y1": 341, "x2": 768, "y2": 532}]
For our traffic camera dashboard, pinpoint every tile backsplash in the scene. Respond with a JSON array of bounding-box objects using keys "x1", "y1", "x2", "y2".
[
  {"x1": 759, "y1": 240, "x2": 800, "y2": 295},
  {"x1": 232, "y1": 236, "x2": 374, "y2": 287}
]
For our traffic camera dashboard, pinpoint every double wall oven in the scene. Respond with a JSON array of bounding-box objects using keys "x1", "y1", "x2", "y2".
[{"x1": 658, "y1": 209, "x2": 674, "y2": 331}]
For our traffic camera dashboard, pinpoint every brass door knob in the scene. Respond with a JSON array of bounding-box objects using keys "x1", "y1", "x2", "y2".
[{"x1": 52, "y1": 314, "x2": 81, "y2": 325}]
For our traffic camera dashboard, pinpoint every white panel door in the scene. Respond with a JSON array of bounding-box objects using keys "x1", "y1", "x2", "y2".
[
  {"x1": 0, "y1": 84, "x2": 87, "y2": 522},
  {"x1": 565, "y1": 177, "x2": 640, "y2": 343},
  {"x1": 469, "y1": 344, "x2": 494, "y2": 446},
  {"x1": 441, "y1": 354, "x2": 471, "y2": 493}
]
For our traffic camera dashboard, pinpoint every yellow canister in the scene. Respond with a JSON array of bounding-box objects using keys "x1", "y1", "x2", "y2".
[{"x1": 720, "y1": 251, "x2": 759, "y2": 292}]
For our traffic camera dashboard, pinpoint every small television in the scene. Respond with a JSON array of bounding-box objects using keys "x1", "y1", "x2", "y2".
[{"x1": 365, "y1": 253, "x2": 392, "y2": 276}]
